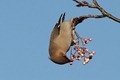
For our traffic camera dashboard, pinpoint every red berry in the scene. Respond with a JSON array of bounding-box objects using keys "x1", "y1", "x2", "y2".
[{"x1": 88, "y1": 38, "x2": 92, "y2": 41}]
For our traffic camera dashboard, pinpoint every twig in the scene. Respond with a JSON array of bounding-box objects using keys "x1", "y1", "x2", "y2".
[
  {"x1": 73, "y1": 0, "x2": 120, "y2": 23},
  {"x1": 73, "y1": 14, "x2": 106, "y2": 26},
  {"x1": 93, "y1": 0, "x2": 120, "y2": 23}
]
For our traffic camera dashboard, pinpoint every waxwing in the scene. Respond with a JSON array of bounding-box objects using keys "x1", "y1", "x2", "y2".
[{"x1": 49, "y1": 13, "x2": 76, "y2": 64}]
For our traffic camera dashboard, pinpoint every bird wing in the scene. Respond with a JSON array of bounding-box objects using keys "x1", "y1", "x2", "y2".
[{"x1": 50, "y1": 13, "x2": 66, "y2": 39}]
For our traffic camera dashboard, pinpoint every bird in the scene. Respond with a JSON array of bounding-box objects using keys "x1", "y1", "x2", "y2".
[{"x1": 48, "y1": 13, "x2": 77, "y2": 65}]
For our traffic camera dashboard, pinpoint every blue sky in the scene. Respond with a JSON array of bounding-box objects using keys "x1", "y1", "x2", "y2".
[{"x1": 0, "y1": 0, "x2": 120, "y2": 80}]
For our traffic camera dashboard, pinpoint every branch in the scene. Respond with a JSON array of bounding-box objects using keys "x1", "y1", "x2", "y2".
[
  {"x1": 73, "y1": 0, "x2": 120, "y2": 23},
  {"x1": 73, "y1": 14, "x2": 105, "y2": 26}
]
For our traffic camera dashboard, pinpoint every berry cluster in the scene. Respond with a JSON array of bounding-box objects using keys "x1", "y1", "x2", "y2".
[{"x1": 69, "y1": 31, "x2": 95, "y2": 65}]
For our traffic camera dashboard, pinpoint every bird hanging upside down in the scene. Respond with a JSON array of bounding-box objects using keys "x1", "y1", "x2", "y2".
[
  {"x1": 49, "y1": 13, "x2": 77, "y2": 64},
  {"x1": 49, "y1": 13, "x2": 95, "y2": 65}
]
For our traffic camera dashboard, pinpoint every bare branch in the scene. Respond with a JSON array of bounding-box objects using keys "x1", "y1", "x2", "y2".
[
  {"x1": 73, "y1": 0, "x2": 120, "y2": 23},
  {"x1": 93, "y1": 0, "x2": 120, "y2": 23},
  {"x1": 73, "y1": 14, "x2": 106, "y2": 26},
  {"x1": 73, "y1": 0, "x2": 96, "y2": 8}
]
